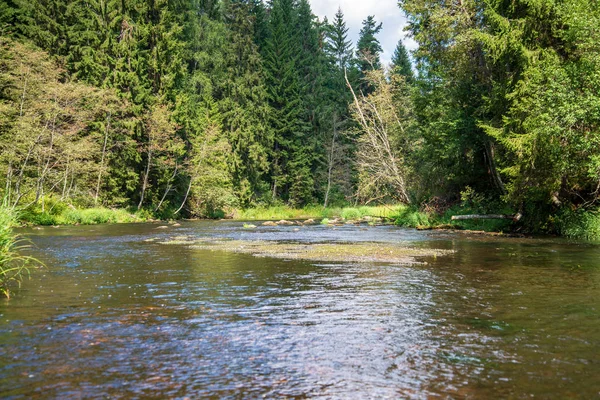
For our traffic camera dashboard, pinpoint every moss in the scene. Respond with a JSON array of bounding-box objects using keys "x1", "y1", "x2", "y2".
[{"x1": 157, "y1": 237, "x2": 453, "y2": 265}]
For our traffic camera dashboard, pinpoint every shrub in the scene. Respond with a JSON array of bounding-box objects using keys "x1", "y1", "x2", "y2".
[{"x1": 341, "y1": 208, "x2": 361, "y2": 220}]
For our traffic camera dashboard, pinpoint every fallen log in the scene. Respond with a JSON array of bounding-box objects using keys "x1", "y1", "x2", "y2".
[{"x1": 451, "y1": 213, "x2": 522, "y2": 222}]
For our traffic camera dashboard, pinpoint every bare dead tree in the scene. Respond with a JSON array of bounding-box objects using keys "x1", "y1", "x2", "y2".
[{"x1": 345, "y1": 67, "x2": 411, "y2": 204}]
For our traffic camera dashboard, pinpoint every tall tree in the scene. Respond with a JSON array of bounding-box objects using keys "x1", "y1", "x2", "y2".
[
  {"x1": 356, "y1": 15, "x2": 383, "y2": 72},
  {"x1": 263, "y1": 0, "x2": 311, "y2": 204},
  {"x1": 220, "y1": 0, "x2": 272, "y2": 204},
  {"x1": 325, "y1": 8, "x2": 353, "y2": 71},
  {"x1": 391, "y1": 39, "x2": 413, "y2": 82}
]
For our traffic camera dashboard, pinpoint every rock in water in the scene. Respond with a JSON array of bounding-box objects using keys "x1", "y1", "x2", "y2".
[{"x1": 276, "y1": 220, "x2": 295, "y2": 226}]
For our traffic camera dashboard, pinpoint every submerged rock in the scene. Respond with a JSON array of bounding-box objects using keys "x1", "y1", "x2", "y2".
[{"x1": 276, "y1": 220, "x2": 295, "y2": 226}]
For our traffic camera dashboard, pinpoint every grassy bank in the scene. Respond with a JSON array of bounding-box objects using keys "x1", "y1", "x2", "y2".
[
  {"x1": 15, "y1": 199, "x2": 600, "y2": 241},
  {"x1": 19, "y1": 204, "x2": 151, "y2": 226},
  {"x1": 233, "y1": 205, "x2": 405, "y2": 221},
  {"x1": 554, "y1": 209, "x2": 600, "y2": 241},
  {"x1": 234, "y1": 204, "x2": 516, "y2": 232},
  {"x1": 0, "y1": 206, "x2": 42, "y2": 298}
]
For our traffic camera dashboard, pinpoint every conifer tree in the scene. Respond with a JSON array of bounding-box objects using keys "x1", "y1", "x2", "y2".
[
  {"x1": 391, "y1": 39, "x2": 413, "y2": 82},
  {"x1": 263, "y1": 0, "x2": 310, "y2": 204},
  {"x1": 248, "y1": 0, "x2": 269, "y2": 49},
  {"x1": 322, "y1": 8, "x2": 357, "y2": 205},
  {"x1": 220, "y1": 0, "x2": 272, "y2": 204},
  {"x1": 326, "y1": 8, "x2": 353, "y2": 71},
  {"x1": 356, "y1": 15, "x2": 383, "y2": 71}
]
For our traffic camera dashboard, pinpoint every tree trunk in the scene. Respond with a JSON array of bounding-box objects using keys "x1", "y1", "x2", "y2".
[
  {"x1": 451, "y1": 214, "x2": 522, "y2": 221},
  {"x1": 324, "y1": 112, "x2": 338, "y2": 208},
  {"x1": 155, "y1": 163, "x2": 178, "y2": 212},
  {"x1": 138, "y1": 149, "x2": 152, "y2": 210},
  {"x1": 95, "y1": 112, "x2": 111, "y2": 206},
  {"x1": 174, "y1": 178, "x2": 193, "y2": 215}
]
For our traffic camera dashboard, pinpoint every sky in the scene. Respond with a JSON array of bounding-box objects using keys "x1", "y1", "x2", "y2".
[{"x1": 307, "y1": 0, "x2": 417, "y2": 66}]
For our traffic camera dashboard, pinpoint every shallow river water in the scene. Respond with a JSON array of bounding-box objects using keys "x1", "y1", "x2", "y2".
[{"x1": 1, "y1": 221, "x2": 600, "y2": 398}]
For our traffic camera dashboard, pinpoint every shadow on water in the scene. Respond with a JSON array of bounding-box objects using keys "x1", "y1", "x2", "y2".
[{"x1": 1, "y1": 221, "x2": 599, "y2": 398}]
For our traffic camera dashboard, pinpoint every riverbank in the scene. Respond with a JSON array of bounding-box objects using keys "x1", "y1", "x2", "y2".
[
  {"x1": 233, "y1": 204, "x2": 517, "y2": 233},
  {"x1": 13, "y1": 201, "x2": 600, "y2": 240},
  {"x1": 18, "y1": 206, "x2": 150, "y2": 226}
]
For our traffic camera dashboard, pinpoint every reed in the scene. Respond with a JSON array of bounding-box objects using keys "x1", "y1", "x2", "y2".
[{"x1": 0, "y1": 205, "x2": 43, "y2": 299}]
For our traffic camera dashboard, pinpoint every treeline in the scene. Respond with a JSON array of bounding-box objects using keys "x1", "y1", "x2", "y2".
[
  {"x1": 0, "y1": 0, "x2": 412, "y2": 218},
  {"x1": 1, "y1": 0, "x2": 600, "y2": 230},
  {"x1": 401, "y1": 0, "x2": 600, "y2": 230}
]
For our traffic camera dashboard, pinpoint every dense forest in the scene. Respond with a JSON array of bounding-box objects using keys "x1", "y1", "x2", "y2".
[{"x1": 1, "y1": 0, "x2": 600, "y2": 234}]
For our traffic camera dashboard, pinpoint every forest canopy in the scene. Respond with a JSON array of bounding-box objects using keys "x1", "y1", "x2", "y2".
[{"x1": 1, "y1": 0, "x2": 599, "y2": 233}]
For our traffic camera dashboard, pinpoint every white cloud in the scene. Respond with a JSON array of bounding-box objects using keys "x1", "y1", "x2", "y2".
[{"x1": 308, "y1": 0, "x2": 417, "y2": 66}]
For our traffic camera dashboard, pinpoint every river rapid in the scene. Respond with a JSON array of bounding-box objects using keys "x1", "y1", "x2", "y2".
[{"x1": 1, "y1": 221, "x2": 599, "y2": 398}]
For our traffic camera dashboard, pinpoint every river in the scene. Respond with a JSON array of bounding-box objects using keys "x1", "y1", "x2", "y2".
[{"x1": 1, "y1": 221, "x2": 599, "y2": 398}]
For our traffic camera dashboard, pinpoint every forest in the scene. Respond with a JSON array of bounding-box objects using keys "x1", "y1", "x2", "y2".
[{"x1": 1, "y1": 0, "x2": 600, "y2": 237}]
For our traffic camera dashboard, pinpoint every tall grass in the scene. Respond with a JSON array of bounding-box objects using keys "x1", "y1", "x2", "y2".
[
  {"x1": 0, "y1": 206, "x2": 43, "y2": 299},
  {"x1": 234, "y1": 204, "x2": 407, "y2": 221},
  {"x1": 20, "y1": 204, "x2": 148, "y2": 226},
  {"x1": 555, "y1": 209, "x2": 600, "y2": 240}
]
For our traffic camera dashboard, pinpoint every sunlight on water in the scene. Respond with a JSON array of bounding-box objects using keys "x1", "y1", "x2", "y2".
[{"x1": 1, "y1": 221, "x2": 599, "y2": 398}]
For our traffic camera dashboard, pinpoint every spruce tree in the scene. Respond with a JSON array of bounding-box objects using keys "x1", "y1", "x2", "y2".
[
  {"x1": 391, "y1": 39, "x2": 414, "y2": 82},
  {"x1": 248, "y1": 0, "x2": 269, "y2": 49},
  {"x1": 263, "y1": 0, "x2": 309, "y2": 204},
  {"x1": 220, "y1": 0, "x2": 272, "y2": 204},
  {"x1": 356, "y1": 15, "x2": 383, "y2": 71},
  {"x1": 326, "y1": 8, "x2": 353, "y2": 71}
]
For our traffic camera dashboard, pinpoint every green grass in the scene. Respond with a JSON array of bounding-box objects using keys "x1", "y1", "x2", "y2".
[
  {"x1": 0, "y1": 205, "x2": 43, "y2": 298},
  {"x1": 554, "y1": 209, "x2": 600, "y2": 241},
  {"x1": 234, "y1": 204, "x2": 406, "y2": 221},
  {"x1": 20, "y1": 204, "x2": 149, "y2": 226}
]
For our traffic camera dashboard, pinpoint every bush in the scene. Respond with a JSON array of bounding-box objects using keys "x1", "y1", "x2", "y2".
[
  {"x1": 341, "y1": 208, "x2": 361, "y2": 220},
  {"x1": 555, "y1": 208, "x2": 600, "y2": 240}
]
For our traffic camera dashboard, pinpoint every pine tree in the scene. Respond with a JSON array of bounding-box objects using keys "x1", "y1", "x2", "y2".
[
  {"x1": 220, "y1": 0, "x2": 272, "y2": 204},
  {"x1": 391, "y1": 39, "x2": 413, "y2": 82},
  {"x1": 248, "y1": 0, "x2": 269, "y2": 49},
  {"x1": 263, "y1": 0, "x2": 310, "y2": 204},
  {"x1": 356, "y1": 15, "x2": 383, "y2": 71},
  {"x1": 325, "y1": 7, "x2": 353, "y2": 71}
]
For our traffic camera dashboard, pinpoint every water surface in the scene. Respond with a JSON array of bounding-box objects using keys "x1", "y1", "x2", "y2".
[{"x1": 1, "y1": 221, "x2": 599, "y2": 398}]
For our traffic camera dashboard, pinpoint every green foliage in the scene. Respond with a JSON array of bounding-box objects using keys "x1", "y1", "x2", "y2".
[
  {"x1": 555, "y1": 209, "x2": 600, "y2": 241},
  {"x1": 0, "y1": 205, "x2": 42, "y2": 298},
  {"x1": 235, "y1": 204, "x2": 407, "y2": 221},
  {"x1": 340, "y1": 208, "x2": 361, "y2": 220},
  {"x1": 393, "y1": 206, "x2": 430, "y2": 228},
  {"x1": 19, "y1": 200, "x2": 147, "y2": 225},
  {"x1": 356, "y1": 15, "x2": 383, "y2": 71},
  {"x1": 391, "y1": 39, "x2": 413, "y2": 82},
  {"x1": 5, "y1": 0, "x2": 599, "y2": 239}
]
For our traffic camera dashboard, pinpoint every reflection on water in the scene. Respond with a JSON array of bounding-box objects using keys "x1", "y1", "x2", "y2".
[{"x1": 1, "y1": 222, "x2": 600, "y2": 398}]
